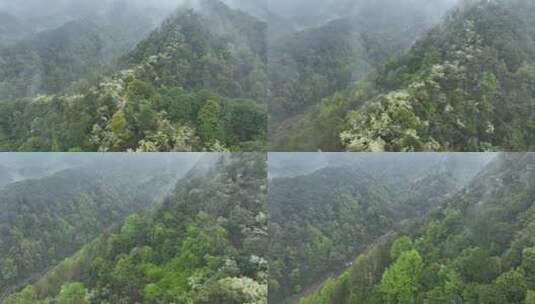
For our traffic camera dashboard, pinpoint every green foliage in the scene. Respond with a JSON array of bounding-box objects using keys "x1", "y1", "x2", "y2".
[
  {"x1": 423, "y1": 266, "x2": 461, "y2": 304},
  {"x1": 492, "y1": 269, "x2": 527, "y2": 304},
  {"x1": 4, "y1": 286, "x2": 42, "y2": 304},
  {"x1": 302, "y1": 153, "x2": 535, "y2": 304},
  {"x1": 523, "y1": 248, "x2": 535, "y2": 287},
  {"x1": 341, "y1": 0, "x2": 535, "y2": 151},
  {"x1": 269, "y1": 167, "x2": 396, "y2": 301},
  {"x1": 272, "y1": 155, "x2": 481, "y2": 303},
  {"x1": 300, "y1": 278, "x2": 338, "y2": 304},
  {"x1": 454, "y1": 247, "x2": 500, "y2": 283},
  {"x1": 526, "y1": 290, "x2": 535, "y2": 304},
  {"x1": 279, "y1": 0, "x2": 535, "y2": 151},
  {"x1": 198, "y1": 99, "x2": 222, "y2": 143},
  {"x1": 269, "y1": 1, "x2": 447, "y2": 149},
  {"x1": 0, "y1": 159, "x2": 186, "y2": 297},
  {"x1": 7, "y1": 154, "x2": 268, "y2": 303},
  {"x1": 391, "y1": 236, "x2": 414, "y2": 260},
  {"x1": 82, "y1": 154, "x2": 267, "y2": 303},
  {"x1": 380, "y1": 249, "x2": 423, "y2": 304},
  {"x1": 56, "y1": 282, "x2": 89, "y2": 304},
  {"x1": 0, "y1": 2, "x2": 267, "y2": 152}
]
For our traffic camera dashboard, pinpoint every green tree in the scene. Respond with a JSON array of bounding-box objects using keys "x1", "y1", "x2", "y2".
[
  {"x1": 126, "y1": 79, "x2": 156, "y2": 100},
  {"x1": 1, "y1": 257, "x2": 18, "y2": 280},
  {"x1": 56, "y1": 282, "x2": 88, "y2": 304},
  {"x1": 423, "y1": 266, "x2": 461, "y2": 304},
  {"x1": 391, "y1": 236, "x2": 414, "y2": 260},
  {"x1": 197, "y1": 100, "x2": 222, "y2": 143},
  {"x1": 108, "y1": 110, "x2": 134, "y2": 151},
  {"x1": 492, "y1": 269, "x2": 527, "y2": 304},
  {"x1": 522, "y1": 248, "x2": 535, "y2": 288},
  {"x1": 380, "y1": 249, "x2": 423, "y2": 304},
  {"x1": 4, "y1": 286, "x2": 41, "y2": 304},
  {"x1": 454, "y1": 247, "x2": 499, "y2": 283},
  {"x1": 526, "y1": 290, "x2": 535, "y2": 304},
  {"x1": 290, "y1": 268, "x2": 302, "y2": 294}
]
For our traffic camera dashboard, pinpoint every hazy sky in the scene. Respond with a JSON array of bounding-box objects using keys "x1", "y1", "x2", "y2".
[
  {"x1": 267, "y1": 0, "x2": 460, "y2": 23},
  {"x1": 0, "y1": 0, "x2": 462, "y2": 32},
  {"x1": 0, "y1": 153, "x2": 205, "y2": 184},
  {"x1": 268, "y1": 152, "x2": 495, "y2": 179},
  {"x1": 0, "y1": 0, "x2": 263, "y2": 18}
]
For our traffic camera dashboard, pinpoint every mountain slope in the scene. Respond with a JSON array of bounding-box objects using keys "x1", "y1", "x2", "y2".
[
  {"x1": 0, "y1": 157, "x2": 194, "y2": 299},
  {"x1": 269, "y1": 166, "x2": 396, "y2": 303},
  {"x1": 268, "y1": 0, "x2": 458, "y2": 150},
  {"x1": 0, "y1": 20, "x2": 114, "y2": 99},
  {"x1": 4, "y1": 153, "x2": 268, "y2": 304},
  {"x1": 301, "y1": 153, "x2": 535, "y2": 303},
  {"x1": 287, "y1": 0, "x2": 535, "y2": 151},
  {"x1": 0, "y1": 0, "x2": 267, "y2": 152},
  {"x1": 268, "y1": 154, "x2": 488, "y2": 303},
  {"x1": 0, "y1": 3, "x2": 167, "y2": 100}
]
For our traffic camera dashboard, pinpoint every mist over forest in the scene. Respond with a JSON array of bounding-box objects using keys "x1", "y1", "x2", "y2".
[
  {"x1": 270, "y1": 0, "x2": 535, "y2": 152},
  {"x1": 1, "y1": 153, "x2": 268, "y2": 303},
  {"x1": 0, "y1": 0, "x2": 267, "y2": 47},
  {"x1": 0, "y1": 0, "x2": 459, "y2": 40},
  {"x1": 0, "y1": 153, "x2": 202, "y2": 185}
]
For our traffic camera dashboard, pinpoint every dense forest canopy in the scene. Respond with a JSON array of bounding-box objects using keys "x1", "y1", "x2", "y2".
[
  {"x1": 301, "y1": 153, "x2": 535, "y2": 303},
  {"x1": 0, "y1": 153, "x2": 201, "y2": 300},
  {"x1": 274, "y1": 0, "x2": 535, "y2": 151},
  {"x1": 0, "y1": 0, "x2": 267, "y2": 152},
  {"x1": 268, "y1": 153, "x2": 492, "y2": 303},
  {"x1": 3, "y1": 153, "x2": 268, "y2": 304},
  {"x1": 268, "y1": 0, "x2": 460, "y2": 150}
]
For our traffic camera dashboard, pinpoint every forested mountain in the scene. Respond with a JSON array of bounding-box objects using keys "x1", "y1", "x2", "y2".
[
  {"x1": 301, "y1": 153, "x2": 535, "y2": 303},
  {"x1": 280, "y1": 0, "x2": 535, "y2": 151},
  {"x1": 4, "y1": 153, "x2": 268, "y2": 304},
  {"x1": 0, "y1": 154, "x2": 198, "y2": 300},
  {"x1": 0, "y1": 0, "x2": 267, "y2": 152},
  {"x1": 268, "y1": 0, "x2": 459, "y2": 150},
  {"x1": 268, "y1": 154, "x2": 490, "y2": 303},
  {"x1": 1, "y1": 20, "x2": 124, "y2": 99},
  {"x1": 0, "y1": 0, "x2": 175, "y2": 99}
]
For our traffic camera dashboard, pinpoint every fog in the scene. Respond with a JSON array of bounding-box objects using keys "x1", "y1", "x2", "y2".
[
  {"x1": 0, "y1": 0, "x2": 461, "y2": 29},
  {"x1": 0, "y1": 0, "x2": 182, "y2": 18},
  {"x1": 269, "y1": 153, "x2": 496, "y2": 179},
  {"x1": 268, "y1": 0, "x2": 461, "y2": 28},
  {"x1": 0, "y1": 0, "x2": 267, "y2": 30},
  {"x1": 0, "y1": 153, "x2": 205, "y2": 186},
  {"x1": 0, "y1": 0, "x2": 181, "y2": 33},
  {"x1": 0, "y1": 0, "x2": 462, "y2": 43}
]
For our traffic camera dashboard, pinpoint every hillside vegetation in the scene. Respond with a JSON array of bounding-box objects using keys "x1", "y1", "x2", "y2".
[
  {"x1": 5, "y1": 154, "x2": 268, "y2": 304},
  {"x1": 0, "y1": 0, "x2": 267, "y2": 152},
  {"x1": 277, "y1": 0, "x2": 535, "y2": 152},
  {"x1": 301, "y1": 153, "x2": 535, "y2": 303},
  {"x1": 0, "y1": 157, "x2": 193, "y2": 299},
  {"x1": 268, "y1": 154, "x2": 489, "y2": 303},
  {"x1": 268, "y1": 0, "x2": 458, "y2": 150}
]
